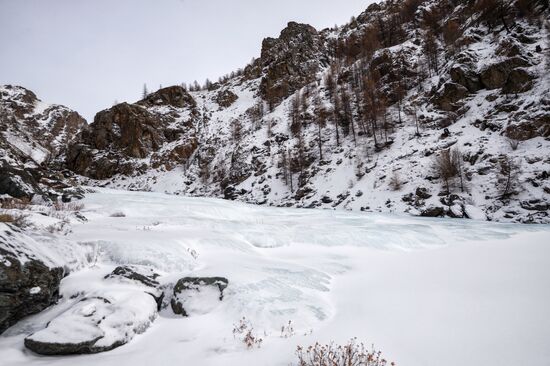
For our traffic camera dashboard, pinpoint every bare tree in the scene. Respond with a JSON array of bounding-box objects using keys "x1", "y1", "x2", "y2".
[
  {"x1": 451, "y1": 148, "x2": 465, "y2": 192},
  {"x1": 434, "y1": 148, "x2": 458, "y2": 194},
  {"x1": 423, "y1": 31, "x2": 439, "y2": 75},
  {"x1": 289, "y1": 93, "x2": 302, "y2": 136},
  {"x1": 230, "y1": 119, "x2": 243, "y2": 144},
  {"x1": 498, "y1": 155, "x2": 521, "y2": 198},
  {"x1": 279, "y1": 148, "x2": 295, "y2": 192},
  {"x1": 313, "y1": 95, "x2": 327, "y2": 160}
]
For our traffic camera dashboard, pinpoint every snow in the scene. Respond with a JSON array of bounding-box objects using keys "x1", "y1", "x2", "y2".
[
  {"x1": 464, "y1": 204, "x2": 487, "y2": 220},
  {"x1": 1, "y1": 188, "x2": 549, "y2": 365},
  {"x1": 172, "y1": 284, "x2": 223, "y2": 316},
  {"x1": 0, "y1": 222, "x2": 93, "y2": 270},
  {"x1": 29, "y1": 287, "x2": 41, "y2": 295},
  {"x1": 27, "y1": 290, "x2": 157, "y2": 348}
]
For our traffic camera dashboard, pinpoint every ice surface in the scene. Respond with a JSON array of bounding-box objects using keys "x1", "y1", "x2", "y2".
[{"x1": 1, "y1": 188, "x2": 549, "y2": 366}]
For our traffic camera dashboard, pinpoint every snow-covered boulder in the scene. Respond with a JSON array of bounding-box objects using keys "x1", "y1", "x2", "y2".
[
  {"x1": 170, "y1": 277, "x2": 228, "y2": 317},
  {"x1": 104, "y1": 266, "x2": 164, "y2": 309},
  {"x1": 24, "y1": 290, "x2": 157, "y2": 355}
]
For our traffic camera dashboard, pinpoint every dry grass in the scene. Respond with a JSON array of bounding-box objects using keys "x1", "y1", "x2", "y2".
[
  {"x1": 0, "y1": 197, "x2": 31, "y2": 210},
  {"x1": 0, "y1": 213, "x2": 27, "y2": 227},
  {"x1": 52, "y1": 201, "x2": 85, "y2": 212}
]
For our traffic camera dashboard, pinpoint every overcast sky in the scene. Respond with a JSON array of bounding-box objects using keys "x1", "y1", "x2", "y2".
[{"x1": 0, "y1": 0, "x2": 372, "y2": 121}]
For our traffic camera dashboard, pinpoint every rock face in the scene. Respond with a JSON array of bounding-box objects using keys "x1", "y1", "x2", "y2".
[
  {"x1": 24, "y1": 292, "x2": 157, "y2": 355},
  {"x1": 171, "y1": 277, "x2": 228, "y2": 317},
  {"x1": 137, "y1": 85, "x2": 196, "y2": 109},
  {"x1": 260, "y1": 22, "x2": 325, "y2": 106},
  {"x1": 420, "y1": 206, "x2": 446, "y2": 217},
  {"x1": 434, "y1": 82, "x2": 469, "y2": 111},
  {"x1": 67, "y1": 86, "x2": 198, "y2": 179},
  {"x1": 0, "y1": 229, "x2": 64, "y2": 334},
  {"x1": 0, "y1": 85, "x2": 86, "y2": 201},
  {"x1": 0, "y1": 161, "x2": 43, "y2": 200},
  {"x1": 505, "y1": 113, "x2": 550, "y2": 141},
  {"x1": 0, "y1": 85, "x2": 86, "y2": 159},
  {"x1": 480, "y1": 57, "x2": 531, "y2": 91},
  {"x1": 450, "y1": 66, "x2": 482, "y2": 93},
  {"x1": 502, "y1": 68, "x2": 533, "y2": 94},
  {"x1": 215, "y1": 89, "x2": 238, "y2": 108}
]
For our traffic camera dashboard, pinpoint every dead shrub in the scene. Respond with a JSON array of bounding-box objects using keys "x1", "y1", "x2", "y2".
[
  {"x1": 0, "y1": 197, "x2": 31, "y2": 210},
  {"x1": 388, "y1": 172, "x2": 403, "y2": 191},
  {"x1": 296, "y1": 338, "x2": 393, "y2": 366},
  {"x1": 53, "y1": 202, "x2": 85, "y2": 212},
  {"x1": 232, "y1": 317, "x2": 263, "y2": 349}
]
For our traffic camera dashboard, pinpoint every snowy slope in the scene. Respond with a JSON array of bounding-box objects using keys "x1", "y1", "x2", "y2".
[
  {"x1": 81, "y1": 0, "x2": 550, "y2": 224},
  {"x1": 1, "y1": 188, "x2": 549, "y2": 365}
]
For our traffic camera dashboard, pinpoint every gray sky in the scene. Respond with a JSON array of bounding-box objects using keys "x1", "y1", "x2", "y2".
[{"x1": 0, "y1": 0, "x2": 372, "y2": 121}]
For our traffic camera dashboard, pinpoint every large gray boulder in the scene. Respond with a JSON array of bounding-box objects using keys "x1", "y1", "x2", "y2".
[{"x1": 171, "y1": 277, "x2": 229, "y2": 317}]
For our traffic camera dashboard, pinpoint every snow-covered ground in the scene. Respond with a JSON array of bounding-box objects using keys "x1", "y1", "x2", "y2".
[{"x1": 1, "y1": 188, "x2": 549, "y2": 365}]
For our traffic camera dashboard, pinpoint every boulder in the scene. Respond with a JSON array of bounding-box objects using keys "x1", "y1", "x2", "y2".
[
  {"x1": 434, "y1": 82, "x2": 469, "y2": 111},
  {"x1": 171, "y1": 277, "x2": 228, "y2": 317},
  {"x1": 105, "y1": 266, "x2": 160, "y2": 288},
  {"x1": 0, "y1": 234, "x2": 64, "y2": 334},
  {"x1": 420, "y1": 206, "x2": 446, "y2": 217},
  {"x1": 215, "y1": 89, "x2": 238, "y2": 108},
  {"x1": 505, "y1": 113, "x2": 550, "y2": 141},
  {"x1": 502, "y1": 68, "x2": 534, "y2": 94},
  {"x1": 480, "y1": 57, "x2": 530, "y2": 90},
  {"x1": 25, "y1": 291, "x2": 157, "y2": 355},
  {"x1": 520, "y1": 200, "x2": 549, "y2": 211},
  {"x1": 415, "y1": 187, "x2": 432, "y2": 200},
  {"x1": 0, "y1": 161, "x2": 42, "y2": 200},
  {"x1": 450, "y1": 66, "x2": 482, "y2": 92},
  {"x1": 105, "y1": 265, "x2": 164, "y2": 309}
]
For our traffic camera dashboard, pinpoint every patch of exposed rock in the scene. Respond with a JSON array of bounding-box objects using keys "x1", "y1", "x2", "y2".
[
  {"x1": 0, "y1": 228, "x2": 64, "y2": 334},
  {"x1": 260, "y1": 22, "x2": 325, "y2": 106}
]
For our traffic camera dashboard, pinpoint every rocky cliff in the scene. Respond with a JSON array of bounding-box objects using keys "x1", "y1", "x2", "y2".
[{"x1": 0, "y1": 85, "x2": 86, "y2": 201}]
